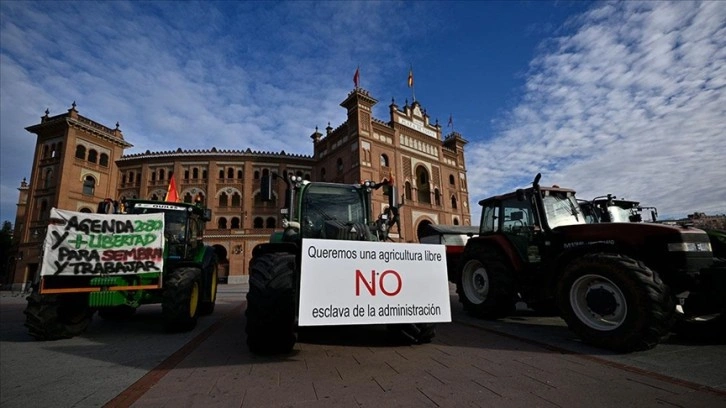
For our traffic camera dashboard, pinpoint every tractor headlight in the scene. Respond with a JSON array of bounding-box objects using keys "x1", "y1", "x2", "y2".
[{"x1": 667, "y1": 242, "x2": 712, "y2": 252}]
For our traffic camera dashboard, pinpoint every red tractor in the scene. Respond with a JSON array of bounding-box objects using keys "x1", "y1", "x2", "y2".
[{"x1": 454, "y1": 174, "x2": 724, "y2": 351}]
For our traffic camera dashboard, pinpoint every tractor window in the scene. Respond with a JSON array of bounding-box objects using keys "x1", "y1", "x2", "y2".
[
  {"x1": 501, "y1": 198, "x2": 533, "y2": 232},
  {"x1": 543, "y1": 193, "x2": 586, "y2": 229},
  {"x1": 302, "y1": 185, "x2": 366, "y2": 228},
  {"x1": 480, "y1": 203, "x2": 499, "y2": 233},
  {"x1": 165, "y1": 211, "x2": 189, "y2": 258}
]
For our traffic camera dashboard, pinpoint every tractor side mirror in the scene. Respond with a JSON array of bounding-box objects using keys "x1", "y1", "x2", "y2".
[
  {"x1": 260, "y1": 173, "x2": 273, "y2": 202},
  {"x1": 388, "y1": 185, "x2": 398, "y2": 208}
]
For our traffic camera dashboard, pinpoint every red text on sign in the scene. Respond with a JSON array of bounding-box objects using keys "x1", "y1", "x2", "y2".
[{"x1": 355, "y1": 269, "x2": 402, "y2": 296}]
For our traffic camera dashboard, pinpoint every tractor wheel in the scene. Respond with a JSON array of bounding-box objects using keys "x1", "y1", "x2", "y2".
[
  {"x1": 24, "y1": 290, "x2": 92, "y2": 340},
  {"x1": 556, "y1": 253, "x2": 675, "y2": 352},
  {"x1": 245, "y1": 253, "x2": 296, "y2": 354},
  {"x1": 199, "y1": 263, "x2": 218, "y2": 316},
  {"x1": 456, "y1": 248, "x2": 515, "y2": 319},
  {"x1": 387, "y1": 323, "x2": 436, "y2": 344},
  {"x1": 162, "y1": 267, "x2": 201, "y2": 332},
  {"x1": 98, "y1": 305, "x2": 136, "y2": 321}
]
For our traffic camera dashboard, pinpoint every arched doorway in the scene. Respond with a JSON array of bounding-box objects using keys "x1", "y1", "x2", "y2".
[
  {"x1": 416, "y1": 219, "x2": 433, "y2": 242},
  {"x1": 213, "y1": 244, "x2": 229, "y2": 283}
]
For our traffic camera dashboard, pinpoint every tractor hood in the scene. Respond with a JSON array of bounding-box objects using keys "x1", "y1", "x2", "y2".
[{"x1": 552, "y1": 222, "x2": 712, "y2": 249}]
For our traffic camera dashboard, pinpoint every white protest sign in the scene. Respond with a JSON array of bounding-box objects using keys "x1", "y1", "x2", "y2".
[
  {"x1": 299, "y1": 238, "x2": 452, "y2": 326},
  {"x1": 40, "y1": 208, "x2": 165, "y2": 276}
]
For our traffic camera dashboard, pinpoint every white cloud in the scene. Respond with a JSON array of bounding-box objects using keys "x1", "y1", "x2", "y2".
[{"x1": 466, "y1": 1, "x2": 726, "y2": 221}]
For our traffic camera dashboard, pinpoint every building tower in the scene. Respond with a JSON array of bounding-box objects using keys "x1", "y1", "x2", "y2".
[{"x1": 11, "y1": 103, "x2": 131, "y2": 286}]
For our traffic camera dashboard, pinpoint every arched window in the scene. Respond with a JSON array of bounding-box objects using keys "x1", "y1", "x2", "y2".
[
  {"x1": 253, "y1": 217, "x2": 264, "y2": 228},
  {"x1": 453, "y1": 218, "x2": 460, "y2": 225},
  {"x1": 231, "y1": 217, "x2": 240, "y2": 229},
  {"x1": 184, "y1": 170, "x2": 190, "y2": 180},
  {"x1": 83, "y1": 175, "x2": 96, "y2": 195},
  {"x1": 320, "y1": 168, "x2": 326, "y2": 181},
  {"x1": 254, "y1": 170, "x2": 260, "y2": 179},
  {"x1": 380, "y1": 154, "x2": 389, "y2": 167},
  {"x1": 231, "y1": 192, "x2": 241, "y2": 207},
  {"x1": 159, "y1": 169, "x2": 165, "y2": 180},
  {"x1": 219, "y1": 169, "x2": 225, "y2": 179},
  {"x1": 237, "y1": 170, "x2": 243, "y2": 179},
  {"x1": 151, "y1": 172, "x2": 156, "y2": 182},
  {"x1": 75, "y1": 145, "x2": 86, "y2": 160},
  {"x1": 219, "y1": 192, "x2": 228, "y2": 207},
  {"x1": 202, "y1": 169, "x2": 207, "y2": 179},
  {"x1": 122, "y1": 174, "x2": 127, "y2": 184},
  {"x1": 43, "y1": 145, "x2": 49, "y2": 158},
  {"x1": 336, "y1": 158, "x2": 343, "y2": 173},
  {"x1": 39, "y1": 199, "x2": 49, "y2": 220},
  {"x1": 416, "y1": 166, "x2": 431, "y2": 204},
  {"x1": 79, "y1": 207, "x2": 92, "y2": 213},
  {"x1": 151, "y1": 194, "x2": 159, "y2": 201},
  {"x1": 218, "y1": 217, "x2": 228, "y2": 229},
  {"x1": 405, "y1": 181, "x2": 412, "y2": 201},
  {"x1": 128, "y1": 171, "x2": 134, "y2": 184},
  {"x1": 87, "y1": 149, "x2": 98, "y2": 163},
  {"x1": 228, "y1": 168, "x2": 234, "y2": 179},
  {"x1": 44, "y1": 169, "x2": 53, "y2": 188},
  {"x1": 296, "y1": 170, "x2": 303, "y2": 177},
  {"x1": 449, "y1": 174, "x2": 455, "y2": 185},
  {"x1": 181, "y1": 192, "x2": 191, "y2": 203},
  {"x1": 193, "y1": 168, "x2": 199, "y2": 179},
  {"x1": 304, "y1": 173, "x2": 311, "y2": 180},
  {"x1": 99, "y1": 153, "x2": 109, "y2": 167},
  {"x1": 54, "y1": 142, "x2": 62, "y2": 158},
  {"x1": 434, "y1": 188, "x2": 441, "y2": 206},
  {"x1": 266, "y1": 217, "x2": 276, "y2": 228},
  {"x1": 451, "y1": 195, "x2": 458, "y2": 209},
  {"x1": 136, "y1": 173, "x2": 141, "y2": 184}
]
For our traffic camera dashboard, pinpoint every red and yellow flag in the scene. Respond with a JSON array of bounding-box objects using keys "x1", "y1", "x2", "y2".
[
  {"x1": 353, "y1": 67, "x2": 360, "y2": 88},
  {"x1": 407, "y1": 67, "x2": 414, "y2": 88},
  {"x1": 165, "y1": 175, "x2": 179, "y2": 202}
]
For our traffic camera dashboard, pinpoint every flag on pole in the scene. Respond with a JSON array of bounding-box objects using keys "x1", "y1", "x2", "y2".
[
  {"x1": 448, "y1": 114, "x2": 453, "y2": 129},
  {"x1": 407, "y1": 66, "x2": 414, "y2": 88},
  {"x1": 353, "y1": 66, "x2": 360, "y2": 88},
  {"x1": 165, "y1": 175, "x2": 179, "y2": 202}
]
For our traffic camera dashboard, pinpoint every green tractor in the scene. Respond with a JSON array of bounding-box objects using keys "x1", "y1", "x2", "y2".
[
  {"x1": 24, "y1": 200, "x2": 219, "y2": 340},
  {"x1": 245, "y1": 173, "x2": 437, "y2": 354}
]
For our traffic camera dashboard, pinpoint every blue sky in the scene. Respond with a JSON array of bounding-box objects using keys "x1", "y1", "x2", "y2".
[{"x1": 1, "y1": 1, "x2": 724, "y2": 224}]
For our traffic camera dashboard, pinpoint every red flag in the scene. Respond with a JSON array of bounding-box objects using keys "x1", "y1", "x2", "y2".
[
  {"x1": 165, "y1": 175, "x2": 179, "y2": 202},
  {"x1": 407, "y1": 67, "x2": 413, "y2": 88},
  {"x1": 353, "y1": 67, "x2": 360, "y2": 88}
]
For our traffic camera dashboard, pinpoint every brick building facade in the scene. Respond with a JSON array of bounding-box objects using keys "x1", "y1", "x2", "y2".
[{"x1": 10, "y1": 87, "x2": 471, "y2": 286}]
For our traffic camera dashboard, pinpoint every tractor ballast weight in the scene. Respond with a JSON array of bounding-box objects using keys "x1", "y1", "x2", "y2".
[
  {"x1": 454, "y1": 173, "x2": 724, "y2": 352},
  {"x1": 245, "y1": 173, "x2": 435, "y2": 354},
  {"x1": 24, "y1": 200, "x2": 220, "y2": 340}
]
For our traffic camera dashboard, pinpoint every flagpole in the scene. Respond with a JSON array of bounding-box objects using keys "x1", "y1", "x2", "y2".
[{"x1": 408, "y1": 65, "x2": 415, "y2": 102}]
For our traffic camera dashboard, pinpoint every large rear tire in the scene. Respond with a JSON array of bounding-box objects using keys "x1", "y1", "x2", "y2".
[
  {"x1": 245, "y1": 253, "x2": 297, "y2": 354},
  {"x1": 199, "y1": 263, "x2": 218, "y2": 316},
  {"x1": 556, "y1": 253, "x2": 675, "y2": 352},
  {"x1": 24, "y1": 291, "x2": 92, "y2": 340},
  {"x1": 456, "y1": 248, "x2": 515, "y2": 319},
  {"x1": 162, "y1": 267, "x2": 201, "y2": 332}
]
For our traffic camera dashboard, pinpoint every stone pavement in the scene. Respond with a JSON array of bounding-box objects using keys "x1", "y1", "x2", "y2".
[{"x1": 105, "y1": 285, "x2": 725, "y2": 408}]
